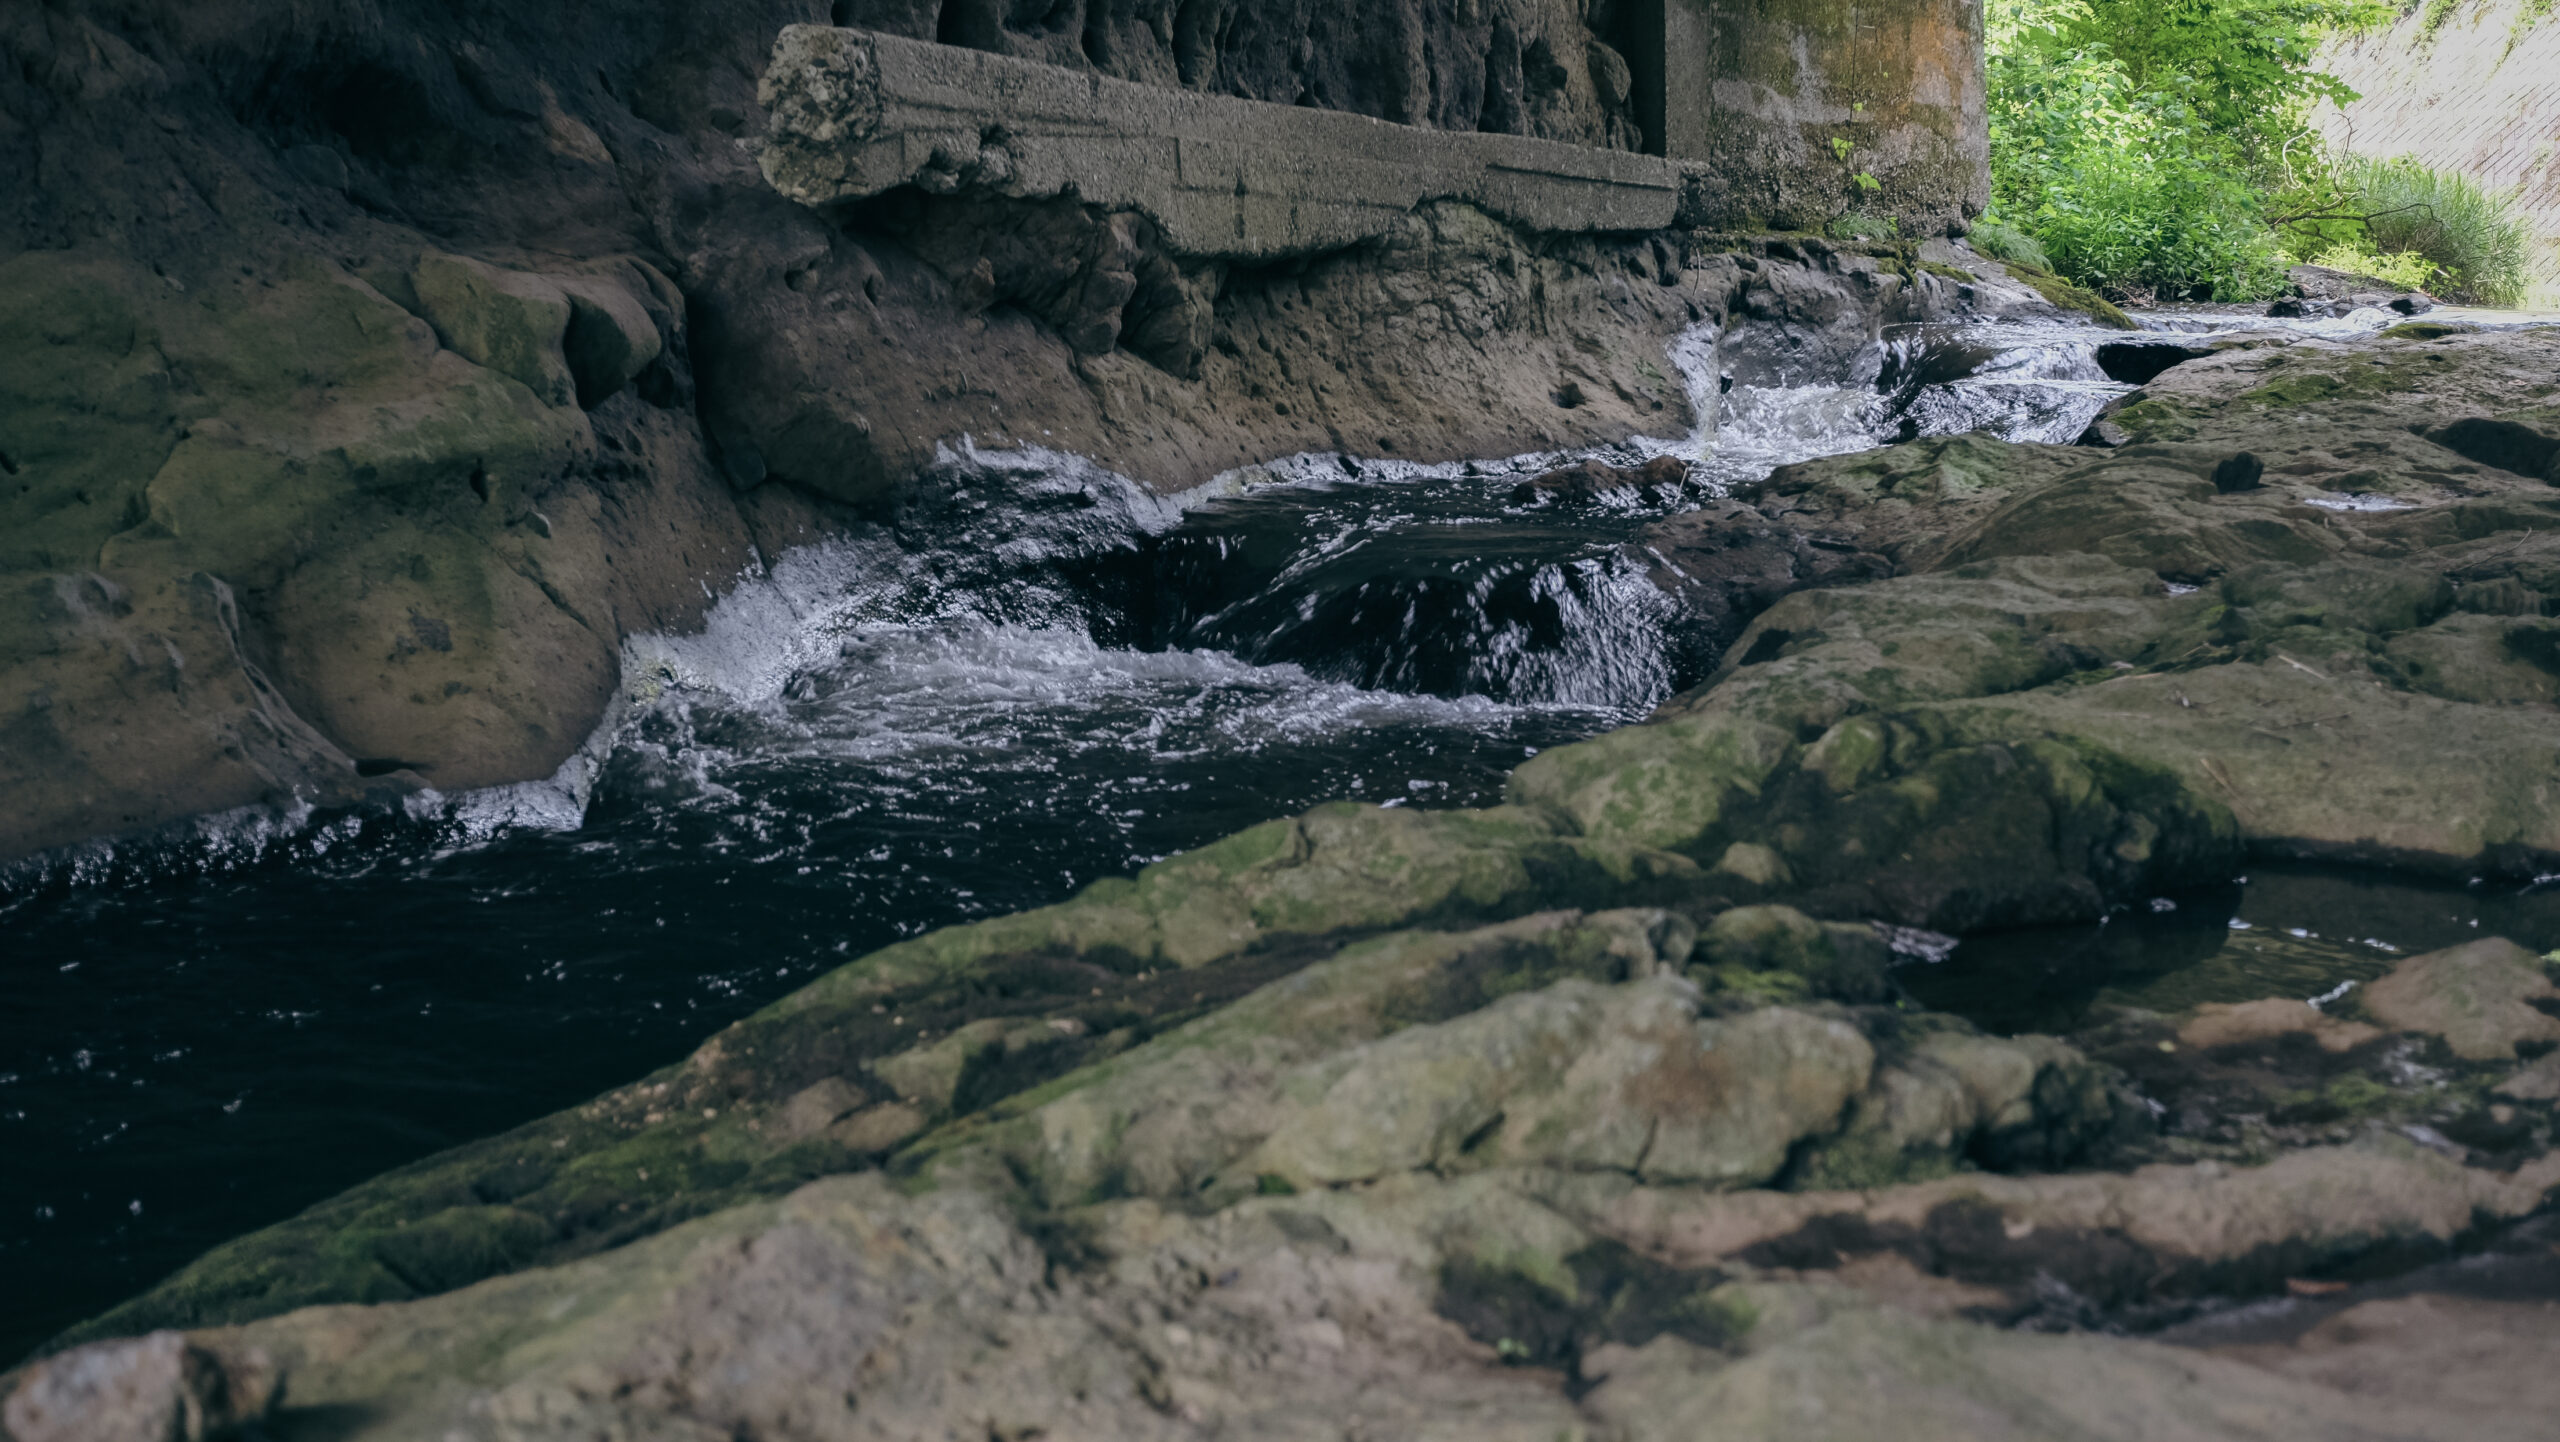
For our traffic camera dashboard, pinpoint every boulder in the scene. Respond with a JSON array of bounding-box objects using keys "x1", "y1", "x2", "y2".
[
  {"x1": 411, "y1": 252, "x2": 578, "y2": 408},
  {"x1": 1694, "y1": 904, "x2": 1895, "y2": 1002},
  {"x1": 555, "y1": 268, "x2": 667, "y2": 407},
  {"x1": 2177, "y1": 999, "x2": 2383, "y2": 1055},
  {"x1": 3, "y1": 1332, "x2": 277, "y2": 1442},
  {"x1": 2362, "y1": 939, "x2": 2560, "y2": 1061},
  {"x1": 2494, "y1": 1051, "x2": 2560, "y2": 1102}
]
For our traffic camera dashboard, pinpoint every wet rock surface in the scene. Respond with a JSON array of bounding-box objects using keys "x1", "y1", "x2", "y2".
[
  {"x1": 10, "y1": 2, "x2": 2560, "y2": 1433},
  {"x1": 0, "y1": 0, "x2": 2053, "y2": 865},
  {"x1": 18, "y1": 310, "x2": 2560, "y2": 1441}
]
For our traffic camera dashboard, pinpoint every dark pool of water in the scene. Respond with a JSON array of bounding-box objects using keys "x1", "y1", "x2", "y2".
[
  {"x1": 1902, "y1": 863, "x2": 2560, "y2": 1036},
  {"x1": 0, "y1": 676, "x2": 1609, "y2": 1356}
]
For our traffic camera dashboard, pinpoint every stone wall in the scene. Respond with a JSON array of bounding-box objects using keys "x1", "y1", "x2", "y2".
[
  {"x1": 820, "y1": 0, "x2": 1992, "y2": 236},
  {"x1": 757, "y1": 25, "x2": 1684, "y2": 261},
  {"x1": 2315, "y1": 1, "x2": 2560, "y2": 292}
]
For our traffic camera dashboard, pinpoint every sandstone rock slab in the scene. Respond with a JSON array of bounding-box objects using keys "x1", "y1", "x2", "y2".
[
  {"x1": 4, "y1": 1332, "x2": 276, "y2": 1442},
  {"x1": 2363, "y1": 938, "x2": 2560, "y2": 1061}
]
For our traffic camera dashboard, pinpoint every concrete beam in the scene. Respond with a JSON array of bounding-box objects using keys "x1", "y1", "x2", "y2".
[{"x1": 756, "y1": 25, "x2": 1684, "y2": 262}]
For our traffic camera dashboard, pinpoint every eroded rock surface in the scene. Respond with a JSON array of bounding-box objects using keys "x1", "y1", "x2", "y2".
[
  {"x1": 0, "y1": 0, "x2": 2054, "y2": 864},
  {"x1": 12, "y1": 6, "x2": 2560, "y2": 1435},
  {"x1": 33, "y1": 331, "x2": 2560, "y2": 1438}
]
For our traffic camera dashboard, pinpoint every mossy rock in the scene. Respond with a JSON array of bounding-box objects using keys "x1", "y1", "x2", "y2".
[
  {"x1": 1695, "y1": 905, "x2": 1893, "y2": 1003},
  {"x1": 2380, "y1": 321, "x2": 2473, "y2": 342},
  {"x1": 1998, "y1": 261, "x2": 2136, "y2": 329}
]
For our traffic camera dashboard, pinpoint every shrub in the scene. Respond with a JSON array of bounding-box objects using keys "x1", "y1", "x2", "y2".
[
  {"x1": 1987, "y1": 0, "x2": 2384, "y2": 302},
  {"x1": 2300, "y1": 240, "x2": 2440, "y2": 291},
  {"x1": 2025, "y1": 142, "x2": 2292, "y2": 301},
  {"x1": 2335, "y1": 154, "x2": 2536, "y2": 305}
]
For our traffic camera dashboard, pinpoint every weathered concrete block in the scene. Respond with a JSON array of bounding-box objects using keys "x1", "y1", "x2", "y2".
[
  {"x1": 757, "y1": 25, "x2": 1683, "y2": 262},
  {"x1": 1655, "y1": 0, "x2": 1989, "y2": 237}
]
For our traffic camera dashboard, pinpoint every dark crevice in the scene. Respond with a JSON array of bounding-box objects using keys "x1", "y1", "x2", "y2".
[
  {"x1": 1172, "y1": 0, "x2": 1217, "y2": 86},
  {"x1": 2426, "y1": 417, "x2": 2560, "y2": 483},
  {"x1": 938, "y1": 0, "x2": 1005, "y2": 52},
  {"x1": 1436, "y1": 1242, "x2": 1735, "y2": 1392},
  {"x1": 314, "y1": 63, "x2": 445, "y2": 165},
  {"x1": 2095, "y1": 341, "x2": 2212, "y2": 385}
]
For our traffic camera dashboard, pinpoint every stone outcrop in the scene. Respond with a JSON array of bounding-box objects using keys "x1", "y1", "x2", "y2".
[
  {"x1": 1521, "y1": 324, "x2": 2560, "y2": 899},
  {"x1": 0, "y1": 0, "x2": 2013, "y2": 865},
  {"x1": 25, "y1": 1153, "x2": 2556, "y2": 1442},
  {"x1": 21, "y1": 907, "x2": 2560, "y2": 1437}
]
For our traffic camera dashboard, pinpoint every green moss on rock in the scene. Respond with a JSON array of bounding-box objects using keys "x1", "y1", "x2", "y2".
[{"x1": 2000, "y1": 262, "x2": 2136, "y2": 329}]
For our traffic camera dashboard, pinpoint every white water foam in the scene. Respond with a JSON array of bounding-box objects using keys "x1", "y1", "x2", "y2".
[{"x1": 0, "y1": 312, "x2": 2157, "y2": 887}]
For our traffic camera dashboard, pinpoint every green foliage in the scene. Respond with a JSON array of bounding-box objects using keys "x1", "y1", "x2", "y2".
[
  {"x1": 1986, "y1": 0, "x2": 2384, "y2": 301},
  {"x1": 1966, "y1": 218, "x2": 2052, "y2": 271},
  {"x1": 2301, "y1": 238, "x2": 2440, "y2": 290},
  {"x1": 2332, "y1": 154, "x2": 2537, "y2": 305},
  {"x1": 1828, "y1": 211, "x2": 1900, "y2": 242},
  {"x1": 2026, "y1": 145, "x2": 2292, "y2": 300}
]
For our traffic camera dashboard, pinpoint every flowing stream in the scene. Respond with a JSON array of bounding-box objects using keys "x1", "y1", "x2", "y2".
[{"x1": 2, "y1": 306, "x2": 2486, "y2": 1356}]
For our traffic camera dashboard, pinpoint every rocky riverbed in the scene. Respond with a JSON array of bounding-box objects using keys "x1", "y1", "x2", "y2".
[
  {"x1": 14, "y1": 312, "x2": 2560, "y2": 1441},
  {"x1": 10, "y1": 1, "x2": 2560, "y2": 1436}
]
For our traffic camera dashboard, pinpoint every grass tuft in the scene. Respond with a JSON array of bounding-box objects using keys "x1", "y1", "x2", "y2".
[
  {"x1": 1967, "y1": 218, "x2": 2052, "y2": 272},
  {"x1": 2332, "y1": 154, "x2": 2536, "y2": 306}
]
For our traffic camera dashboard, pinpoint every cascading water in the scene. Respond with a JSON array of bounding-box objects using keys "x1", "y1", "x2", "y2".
[
  {"x1": 1, "y1": 306, "x2": 2372, "y2": 1354},
  {"x1": 1880, "y1": 320, "x2": 2141, "y2": 444}
]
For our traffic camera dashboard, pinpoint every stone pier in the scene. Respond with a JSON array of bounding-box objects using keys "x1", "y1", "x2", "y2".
[{"x1": 1645, "y1": 0, "x2": 1988, "y2": 235}]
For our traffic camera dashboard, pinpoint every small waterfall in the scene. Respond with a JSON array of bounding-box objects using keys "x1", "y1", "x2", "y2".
[{"x1": 1880, "y1": 325, "x2": 2130, "y2": 445}]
